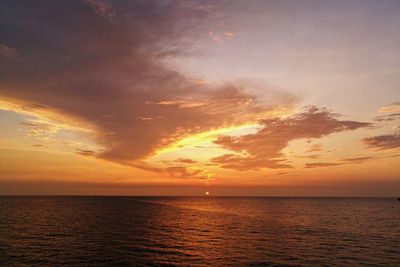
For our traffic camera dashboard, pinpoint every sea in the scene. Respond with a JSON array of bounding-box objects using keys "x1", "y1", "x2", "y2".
[{"x1": 0, "y1": 196, "x2": 399, "y2": 266}]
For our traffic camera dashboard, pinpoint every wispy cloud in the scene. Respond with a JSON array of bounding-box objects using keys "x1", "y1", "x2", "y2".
[
  {"x1": 224, "y1": 32, "x2": 236, "y2": 37},
  {"x1": 340, "y1": 156, "x2": 374, "y2": 163},
  {"x1": 304, "y1": 162, "x2": 342, "y2": 168},
  {"x1": 374, "y1": 113, "x2": 400, "y2": 122},
  {"x1": 76, "y1": 148, "x2": 97, "y2": 157},
  {"x1": 379, "y1": 101, "x2": 400, "y2": 113},
  {"x1": 85, "y1": 0, "x2": 116, "y2": 20},
  {"x1": 175, "y1": 158, "x2": 198, "y2": 164},
  {"x1": 20, "y1": 120, "x2": 61, "y2": 142},
  {"x1": 165, "y1": 166, "x2": 211, "y2": 180},
  {"x1": 363, "y1": 131, "x2": 400, "y2": 150},
  {"x1": 0, "y1": 43, "x2": 18, "y2": 60},
  {"x1": 208, "y1": 30, "x2": 224, "y2": 44},
  {"x1": 304, "y1": 155, "x2": 376, "y2": 169},
  {"x1": 306, "y1": 143, "x2": 323, "y2": 153}
]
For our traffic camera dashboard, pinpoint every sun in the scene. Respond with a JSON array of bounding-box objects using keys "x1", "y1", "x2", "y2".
[{"x1": 205, "y1": 191, "x2": 210, "y2": 196}]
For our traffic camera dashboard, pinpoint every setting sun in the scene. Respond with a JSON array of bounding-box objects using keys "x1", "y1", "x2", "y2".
[{"x1": 0, "y1": 1, "x2": 399, "y2": 266}]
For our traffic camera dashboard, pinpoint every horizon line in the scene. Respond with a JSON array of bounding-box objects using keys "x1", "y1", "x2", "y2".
[{"x1": 0, "y1": 195, "x2": 397, "y2": 198}]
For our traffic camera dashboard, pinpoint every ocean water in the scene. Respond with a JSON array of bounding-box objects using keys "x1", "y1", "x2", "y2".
[{"x1": 0, "y1": 197, "x2": 399, "y2": 266}]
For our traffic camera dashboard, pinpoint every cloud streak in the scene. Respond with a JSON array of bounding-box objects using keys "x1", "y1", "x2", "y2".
[
  {"x1": 379, "y1": 101, "x2": 400, "y2": 113},
  {"x1": 21, "y1": 120, "x2": 61, "y2": 142},
  {"x1": 363, "y1": 132, "x2": 400, "y2": 150},
  {"x1": 305, "y1": 156, "x2": 375, "y2": 169},
  {"x1": 374, "y1": 113, "x2": 400, "y2": 122}
]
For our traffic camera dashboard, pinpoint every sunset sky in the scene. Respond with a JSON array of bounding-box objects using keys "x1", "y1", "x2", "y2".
[{"x1": 0, "y1": 0, "x2": 399, "y2": 196}]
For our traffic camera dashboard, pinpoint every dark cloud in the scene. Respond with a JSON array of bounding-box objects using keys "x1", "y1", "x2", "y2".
[
  {"x1": 363, "y1": 132, "x2": 400, "y2": 150},
  {"x1": 0, "y1": 0, "x2": 285, "y2": 166},
  {"x1": 76, "y1": 148, "x2": 96, "y2": 157},
  {"x1": 32, "y1": 144, "x2": 43, "y2": 148},
  {"x1": 374, "y1": 113, "x2": 400, "y2": 122},
  {"x1": 305, "y1": 156, "x2": 375, "y2": 168},
  {"x1": 130, "y1": 161, "x2": 209, "y2": 180},
  {"x1": 304, "y1": 162, "x2": 342, "y2": 168},
  {"x1": 298, "y1": 154, "x2": 321, "y2": 160},
  {"x1": 340, "y1": 156, "x2": 374, "y2": 163},
  {"x1": 176, "y1": 158, "x2": 198, "y2": 164},
  {"x1": 165, "y1": 166, "x2": 210, "y2": 180},
  {"x1": 212, "y1": 106, "x2": 371, "y2": 170},
  {"x1": 212, "y1": 153, "x2": 292, "y2": 171}
]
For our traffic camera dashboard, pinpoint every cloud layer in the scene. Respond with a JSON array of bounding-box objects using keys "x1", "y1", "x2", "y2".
[
  {"x1": 0, "y1": 1, "x2": 384, "y2": 176},
  {"x1": 0, "y1": 0, "x2": 282, "y2": 165}
]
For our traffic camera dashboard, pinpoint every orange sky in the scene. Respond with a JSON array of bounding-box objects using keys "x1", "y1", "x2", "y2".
[{"x1": 0, "y1": 0, "x2": 399, "y2": 196}]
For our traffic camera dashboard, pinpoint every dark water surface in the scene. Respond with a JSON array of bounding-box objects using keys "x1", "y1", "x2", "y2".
[{"x1": 0, "y1": 197, "x2": 399, "y2": 266}]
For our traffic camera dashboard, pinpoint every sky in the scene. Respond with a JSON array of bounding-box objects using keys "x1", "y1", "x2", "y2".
[{"x1": 0, "y1": 0, "x2": 399, "y2": 196}]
